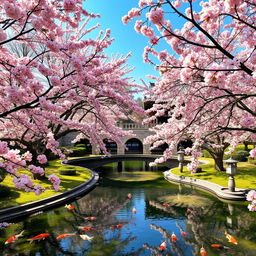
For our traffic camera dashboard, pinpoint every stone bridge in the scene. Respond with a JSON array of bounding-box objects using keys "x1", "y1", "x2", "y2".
[{"x1": 58, "y1": 122, "x2": 168, "y2": 155}]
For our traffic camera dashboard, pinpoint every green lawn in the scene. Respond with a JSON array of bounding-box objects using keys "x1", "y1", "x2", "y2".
[
  {"x1": 0, "y1": 158, "x2": 92, "y2": 209},
  {"x1": 172, "y1": 157, "x2": 256, "y2": 189}
]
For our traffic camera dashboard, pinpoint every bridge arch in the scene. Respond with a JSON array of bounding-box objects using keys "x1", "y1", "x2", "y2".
[
  {"x1": 74, "y1": 138, "x2": 92, "y2": 154},
  {"x1": 125, "y1": 138, "x2": 143, "y2": 154},
  {"x1": 103, "y1": 139, "x2": 117, "y2": 154}
]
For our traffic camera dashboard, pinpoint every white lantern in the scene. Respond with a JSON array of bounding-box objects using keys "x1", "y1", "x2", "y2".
[
  {"x1": 177, "y1": 150, "x2": 185, "y2": 162},
  {"x1": 225, "y1": 158, "x2": 238, "y2": 175}
]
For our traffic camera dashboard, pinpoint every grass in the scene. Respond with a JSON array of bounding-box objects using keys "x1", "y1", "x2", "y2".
[
  {"x1": 0, "y1": 158, "x2": 92, "y2": 209},
  {"x1": 172, "y1": 157, "x2": 256, "y2": 189}
]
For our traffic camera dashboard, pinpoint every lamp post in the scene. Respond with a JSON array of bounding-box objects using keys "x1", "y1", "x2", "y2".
[
  {"x1": 225, "y1": 158, "x2": 238, "y2": 192},
  {"x1": 177, "y1": 149, "x2": 185, "y2": 173}
]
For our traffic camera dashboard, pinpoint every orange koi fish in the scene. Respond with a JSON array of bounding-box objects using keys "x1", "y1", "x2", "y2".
[
  {"x1": 225, "y1": 231, "x2": 238, "y2": 245},
  {"x1": 181, "y1": 231, "x2": 187, "y2": 236},
  {"x1": 200, "y1": 246, "x2": 207, "y2": 256},
  {"x1": 132, "y1": 207, "x2": 137, "y2": 214},
  {"x1": 56, "y1": 233, "x2": 75, "y2": 240},
  {"x1": 5, "y1": 230, "x2": 24, "y2": 245},
  {"x1": 79, "y1": 227, "x2": 96, "y2": 231},
  {"x1": 85, "y1": 217, "x2": 97, "y2": 220},
  {"x1": 159, "y1": 241, "x2": 167, "y2": 250},
  {"x1": 171, "y1": 232, "x2": 177, "y2": 242},
  {"x1": 127, "y1": 193, "x2": 132, "y2": 199},
  {"x1": 27, "y1": 233, "x2": 50, "y2": 242},
  {"x1": 65, "y1": 204, "x2": 75, "y2": 210},
  {"x1": 113, "y1": 224, "x2": 124, "y2": 229},
  {"x1": 163, "y1": 203, "x2": 170, "y2": 207}
]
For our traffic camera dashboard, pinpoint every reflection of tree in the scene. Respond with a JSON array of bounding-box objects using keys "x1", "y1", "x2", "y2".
[{"x1": 150, "y1": 223, "x2": 184, "y2": 256}]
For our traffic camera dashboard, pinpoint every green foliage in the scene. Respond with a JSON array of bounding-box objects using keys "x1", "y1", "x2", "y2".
[
  {"x1": 202, "y1": 144, "x2": 252, "y2": 162},
  {"x1": 202, "y1": 150, "x2": 212, "y2": 158},
  {"x1": 61, "y1": 146, "x2": 89, "y2": 157},
  {"x1": 0, "y1": 167, "x2": 7, "y2": 182},
  {"x1": 225, "y1": 150, "x2": 249, "y2": 162},
  {"x1": 0, "y1": 185, "x2": 11, "y2": 198}
]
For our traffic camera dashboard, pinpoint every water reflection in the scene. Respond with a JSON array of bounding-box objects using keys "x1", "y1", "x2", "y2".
[{"x1": 0, "y1": 161, "x2": 256, "y2": 255}]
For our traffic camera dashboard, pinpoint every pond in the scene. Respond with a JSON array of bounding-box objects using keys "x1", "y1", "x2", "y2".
[{"x1": 0, "y1": 160, "x2": 256, "y2": 256}]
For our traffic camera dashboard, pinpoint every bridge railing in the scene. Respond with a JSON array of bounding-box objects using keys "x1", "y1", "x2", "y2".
[{"x1": 117, "y1": 122, "x2": 157, "y2": 130}]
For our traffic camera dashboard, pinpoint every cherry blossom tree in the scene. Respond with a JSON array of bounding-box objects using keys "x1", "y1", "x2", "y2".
[
  {"x1": 124, "y1": 0, "x2": 256, "y2": 171},
  {"x1": 0, "y1": 0, "x2": 144, "y2": 194}
]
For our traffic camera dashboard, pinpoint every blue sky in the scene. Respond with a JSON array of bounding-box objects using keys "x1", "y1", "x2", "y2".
[{"x1": 85, "y1": 0, "x2": 159, "y2": 95}]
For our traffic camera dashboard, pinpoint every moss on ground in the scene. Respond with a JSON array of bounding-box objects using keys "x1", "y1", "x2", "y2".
[
  {"x1": 172, "y1": 157, "x2": 256, "y2": 189},
  {"x1": 0, "y1": 158, "x2": 92, "y2": 209}
]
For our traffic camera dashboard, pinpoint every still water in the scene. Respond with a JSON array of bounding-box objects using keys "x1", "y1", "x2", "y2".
[{"x1": 0, "y1": 161, "x2": 256, "y2": 256}]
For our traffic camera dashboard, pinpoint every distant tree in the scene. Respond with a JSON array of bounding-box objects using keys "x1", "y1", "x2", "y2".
[{"x1": 124, "y1": 0, "x2": 256, "y2": 170}]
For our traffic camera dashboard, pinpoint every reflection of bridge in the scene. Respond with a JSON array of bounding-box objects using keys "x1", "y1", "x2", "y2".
[{"x1": 58, "y1": 122, "x2": 168, "y2": 155}]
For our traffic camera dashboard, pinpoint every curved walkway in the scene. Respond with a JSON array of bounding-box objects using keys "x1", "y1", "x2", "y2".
[{"x1": 164, "y1": 169, "x2": 248, "y2": 201}]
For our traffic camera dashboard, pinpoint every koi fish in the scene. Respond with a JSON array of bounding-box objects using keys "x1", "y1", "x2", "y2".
[
  {"x1": 181, "y1": 231, "x2": 187, "y2": 236},
  {"x1": 163, "y1": 203, "x2": 170, "y2": 207},
  {"x1": 132, "y1": 207, "x2": 137, "y2": 214},
  {"x1": 171, "y1": 232, "x2": 177, "y2": 242},
  {"x1": 65, "y1": 204, "x2": 75, "y2": 210},
  {"x1": 80, "y1": 234, "x2": 94, "y2": 241},
  {"x1": 5, "y1": 230, "x2": 24, "y2": 245},
  {"x1": 186, "y1": 208, "x2": 192, "y2": 214},
  {"x1": 78, "y1": 227, "x2": 96, "y2": 231},
  {"x1": 56, "y1": 233, "x2": 75, "y2": 240},
  {"x1": 85, "y1": 217, "x2": 97, "y2": 220},
  {"x1": 159, "y1": 241, "x2": 167, "y2": 250},
  {"x1": 127, "y1": 193, "x2": 132, "y2": 199},
  {"x1": 225, "y1": 231, "x2": 238, "y2": 245},
  {"x1": 27, "y1": 233, "x2": 50, "y2": 242},
  {"x1": 211, "y1": 244, "x2": 230, "y2": 249},
  {"x1": 112, "y1": 224, "x2": 124, "y2": 229},
  {"x1": 200, "y1": 246, "x2": 207, "y2": 256}
]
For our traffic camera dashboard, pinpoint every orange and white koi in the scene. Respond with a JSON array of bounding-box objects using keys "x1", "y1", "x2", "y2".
[
  {"x1": 211, "y1": 243, "x2": 229, "y2": 250},
  {"x1": 181, "y1": 231, "x2": 187, "y2": 236},
  {"x1": 132, "y1": 207, "x2": 137, "y2": 214},
  {"x1": 78, "y1": 226, "x2": 96, "y2": 231},
  {"x1": 56, "y1": 233, "x2": 75, "y2": 240},
  {"x1": 80, "y1": 234, "x2": 94, "y2": 241},
  {"x1": 159, "y1": 241, "x2": 167, "y2": 250},
  {"x1": 65, "y1": 204, "x2": 75, "y2": 210},
  {"x1": 200, "y1": 246, "x2": 207, "y2": 256},
  {"x1": 127, "y1": 193, "x2": 132, "y2": 199},
  {"x1": 85, "y1": 217, "x2": 97, "y2": 220},
  {"x1": 225, "y1": 231, "x2": 238, "y2": 245},
  {"x1": 171, "y1": 232, "x2": 177, "y2": 242},
  {"x1": 163, "y1": 203, "x2": 170, "y2": 207},
  {"x1": 5, "y1": 230, "x2": 24, "y2": 245},
  {"x1": 112, "y1": 224, "x2": 124, "y2": 229},
  {"x1": 27, "y1": 233, "x2": 50, "y2": 242}
]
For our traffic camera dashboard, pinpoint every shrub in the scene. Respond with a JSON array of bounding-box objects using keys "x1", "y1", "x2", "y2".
[
  {"x1": 59, "y1": 166, "x2": 77, "y2": 176},
  {"x1": 0, "y1": 185, "x2": 11, "y2": 198},
  {"x1": 224, "y1": 150, "x2": 249, "y2": 162},
  {"x1": 61, "y1": 146, "x2": 89, "y2": 157},
  {"x1": 60, "y1": 169, "x2": 77, "y2": 176}
]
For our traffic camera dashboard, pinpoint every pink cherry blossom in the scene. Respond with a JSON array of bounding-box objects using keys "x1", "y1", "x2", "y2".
[
  {"x1": 246, "y1": 190, "x2": 256, "y2": 201},
  {"x1": 37, "y1": 154, "x2": 48, "y2": 164}
]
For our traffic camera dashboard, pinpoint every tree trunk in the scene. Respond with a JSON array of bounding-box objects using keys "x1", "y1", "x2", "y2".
[{"x1": 212, "y1": 154, "x2": 226, "y2": 172}]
